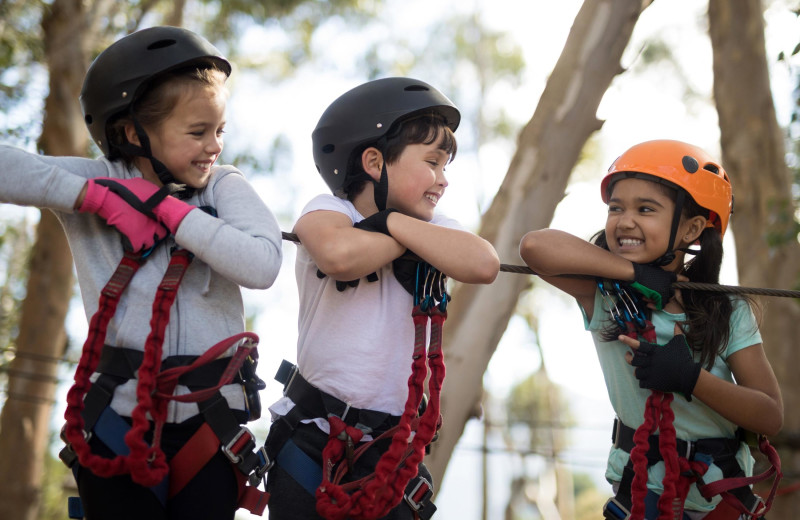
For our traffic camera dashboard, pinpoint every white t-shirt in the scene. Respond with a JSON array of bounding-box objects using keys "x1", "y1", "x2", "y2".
[{"x1": 270, "y1": 194, "x2": 462, "y2": 424}]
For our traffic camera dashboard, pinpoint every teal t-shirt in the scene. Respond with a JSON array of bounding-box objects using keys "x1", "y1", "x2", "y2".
[{"x1": 582, "y1": 289, "x2": 761, "y2": 512}]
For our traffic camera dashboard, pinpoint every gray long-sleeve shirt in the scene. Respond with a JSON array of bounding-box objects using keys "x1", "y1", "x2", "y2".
[{"x1": 0, "y1": 145, "x2": 283, "y2": 421}]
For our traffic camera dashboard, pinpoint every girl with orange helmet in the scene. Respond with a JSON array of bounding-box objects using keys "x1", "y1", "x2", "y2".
[{"x1": 519, "y1": 140, "x2": 782, "y2": 519}]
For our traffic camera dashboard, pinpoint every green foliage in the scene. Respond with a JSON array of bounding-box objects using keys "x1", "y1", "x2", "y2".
[
  {"x1": 0, "y1": 217, "x2": 33, "y2": 357},
  {"x1": 0, "y1": 0, "x2": 47, "y2": 147},
  {"x1": 190, "y1": 0, "x2": 378, "y2": 76},
  {"x1": 357, "y1": 9, "x2": 526, "y2": 148},
  {"x1": 506, "y1": 368, "x2": 574, "y2": 453}
]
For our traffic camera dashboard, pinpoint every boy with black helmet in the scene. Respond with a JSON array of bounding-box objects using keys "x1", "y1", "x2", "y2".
[
  {"x1": 520, "y1": 140, "x2": 782, "y2": 519},
  {"x1": 1, "y1": 26, "x2": 282, "y2": 519},
  {"x1": 264, "y1": 77, "x2": 500, "y2": 519}
]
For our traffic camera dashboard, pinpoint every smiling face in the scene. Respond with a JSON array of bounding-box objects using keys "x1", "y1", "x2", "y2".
[
  {"x1": 384, "y1": 139, "x2": 450, "y2": 221},
  {"x1": 137, "y1": 84, "x2": 227, "y2": 188},
  {"x1": 604, "y1": 177, "x2": 679, "y2": 264}
]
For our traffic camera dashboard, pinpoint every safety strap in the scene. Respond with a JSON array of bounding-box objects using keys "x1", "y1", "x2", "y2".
[
  {"x1": 314, "y1": 264, "x2": 447, "y2": 520},
  {"x1": 598, "y1": 280, "x2": 704, "y2": 520},
  {"x1": 62, "y1": 247, "x2": 268, "y2": 514}
]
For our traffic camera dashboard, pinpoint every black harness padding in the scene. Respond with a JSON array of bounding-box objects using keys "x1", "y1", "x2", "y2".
[{"x1": 264, "y1": 360, "x2": 400, "y2": 465}]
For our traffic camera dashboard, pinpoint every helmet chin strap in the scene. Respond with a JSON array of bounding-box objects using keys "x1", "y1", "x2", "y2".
[
  {"x1": 651, "y1": 190, "x2": 686, "y2": 267},
  {"x1": 373, "y1": 161, "x2": 389, "y2": 212},
  {"x1": 117, "y1": 118, "x2": 194, "y2": 200},
  {"x1": 372, "y1": 136, "x2": 390, "y2": 211}
]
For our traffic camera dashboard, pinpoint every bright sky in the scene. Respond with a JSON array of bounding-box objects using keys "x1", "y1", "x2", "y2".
[{"x1": 30, "y1": 1, "x2": 799, "y2": 519}]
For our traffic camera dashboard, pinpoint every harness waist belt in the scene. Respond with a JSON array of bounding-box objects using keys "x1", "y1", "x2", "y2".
[
  {"x1": 276, "y1": 360, "x2": 400, "y2": 432},
  {"x1": 96, "y1": 345, "x2": 244, "y2": 388},
  {"x1": 613, "y1": 418, "x2": 742, "y2": 462}
]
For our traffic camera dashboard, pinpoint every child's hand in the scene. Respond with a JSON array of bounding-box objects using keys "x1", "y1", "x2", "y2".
[
  {"x1": 99, "y1": 178, "x2": 195, "y2": 234},
  {"x1": 630, "y1": 262, "x2": 676, "y2": 310},
  {"x1": 79, "y1": 178, "x2": 169, "y2": 253},
  {"x1": 354, "y1": 209, "x2": 397, "y2": 236},
  {"x1": 622, "y1": 324, "x2": 701, "y2": 401}
]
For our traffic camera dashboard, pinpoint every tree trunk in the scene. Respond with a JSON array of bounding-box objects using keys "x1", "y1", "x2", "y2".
[
  {"x1": 428, "y1": 0, "x2": 652, "y2": 485},
  {"x1": 708, "y1": 0, "x2": 800, "y2": 516},
  {"x1": 0, "y1": 1, "x2": 90, "y2": 518}
]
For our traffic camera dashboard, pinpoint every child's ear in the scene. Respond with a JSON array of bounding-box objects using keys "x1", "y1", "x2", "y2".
[
  {"x1": 682, "y1": 215, "x2": 707, "y2": 245},
  {"x1": 361, "y1": 147, "x2": 383, "y2": 181},
  {"x1": 124, "y1": 122, "x2": 142, "y2": 147}
]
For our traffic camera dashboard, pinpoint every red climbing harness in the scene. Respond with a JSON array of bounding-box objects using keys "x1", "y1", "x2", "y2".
[
  {"x1": 62, "y1": 247, "x2": 268, "y2": 514},
  {"x1": 598, "y1": 280, "x2": 781, "y2": 520},
  {"x1": 314, "y1": 266, "x2": 448, "y2": 520}
]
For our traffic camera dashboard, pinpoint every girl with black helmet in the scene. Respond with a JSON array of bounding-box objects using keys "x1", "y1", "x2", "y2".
[
  {"x1": 0, "y1": 26, "x2": 282, "y2": 519},
  {"x1": 519, "y1": 140, "x2": 782, "y2": 519},
  {"x1": 263, "y1": 77, "x2": 499, "y2": 519}
]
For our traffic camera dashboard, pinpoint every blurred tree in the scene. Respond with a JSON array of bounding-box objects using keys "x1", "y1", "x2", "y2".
[
  {"x1": 504, "y1": 366, "x2": 575, "y2": 519},
  {"x1": 709, "y1": 0, "x2": 800, "y2": 516},
  {"x1": 428, "y1": 0, "x2": 653, "y2": 492}
]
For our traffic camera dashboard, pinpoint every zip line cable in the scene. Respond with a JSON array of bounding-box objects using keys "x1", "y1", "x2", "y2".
[{"x1": 281, "y1": 231, "x2": 800, "y2": 299}]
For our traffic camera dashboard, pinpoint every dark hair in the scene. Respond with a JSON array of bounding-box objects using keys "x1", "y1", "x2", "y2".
[
  {"x1": 593, "y1": 181, "x2": 759, "y2": 369},
  {"x1": 342, "y1": 112, "x2": 458, "y2": 201},
  {"x1": 107, "y1": 63, "x2": 228, "y2": 164}
]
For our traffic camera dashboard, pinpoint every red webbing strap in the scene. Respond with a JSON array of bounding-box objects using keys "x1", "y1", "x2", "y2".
[
  {"x1": 315, "y1": 305, "x2": 445, "y2": 520},
  {"x1": 155, "y1": 332, "x2": 258, "y2": 404},
  {"x1": 699, "y1": 436, "x2": 782, "y2": 518},
  {"x1": 169, "y1": 422, "x2": 218, "y2": 497},
  {"x1": 168, "y1": 420, "x2": 268, "y2": 516},
  {"x1": 63, "y1": 251, "x2": 144, "y2": 478},
  {"x1": 163, "y1": 332, "x2": 259, "y2": 498}
]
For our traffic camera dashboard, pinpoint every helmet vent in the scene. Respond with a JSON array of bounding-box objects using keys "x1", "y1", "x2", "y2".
[
  {"x1": 321, "y1": 144, "x2": 335, "y2": 154},
  {"x1": 404, "y1": 85, "x2": 430, "y2": 92},
  {"x1": 147, "y1": 39, "x2": 177, "y2": 50},
  {"x1": 703, "y1": 163, "x2": 719, "y2": 174},
  {"x1": 681, "y1": 155, "x2": 699, "y2": 173}
]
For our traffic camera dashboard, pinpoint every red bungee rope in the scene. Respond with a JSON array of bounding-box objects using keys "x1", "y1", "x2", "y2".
[
  {"x1": 598, "y1": 279, "x2": 709, "y2": 520},
  {"x1": 315, "y1": 300, "x2": 446, "y2": 520},
  {"x1": 64, "y1": 250, "x2": 147, "y2": 479},
  {"x1": 64, "y1": 248, "x2": 259, "y2": 487}
]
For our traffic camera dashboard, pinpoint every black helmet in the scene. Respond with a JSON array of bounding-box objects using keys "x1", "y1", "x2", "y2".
[
  {"x1": 312, "y1": 77, "x2": 460, "y2": 198},
  {"x1": 81, "y1": 26, "x2": 231, "y2": 157}
]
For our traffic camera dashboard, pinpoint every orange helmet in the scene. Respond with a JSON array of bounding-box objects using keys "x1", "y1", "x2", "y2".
[{"x1": 601, "y1": 140, "x2": 733, "y2": 236}]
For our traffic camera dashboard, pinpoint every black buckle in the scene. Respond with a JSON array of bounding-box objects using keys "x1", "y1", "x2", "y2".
[
  {"x1": 603, "y1": 497, "x2": 631, "y2": 520},
  {"x1": 58, "y1": 424, "x2": 90, "y2": 469},
  {"x1": 275, "y1": 360, "x2": 298, "y2": 395},
  {"x1": 405, "y1": 477, "x2": 433, "y2": 512},
  {"x1": 221, "y1": 426, "x2": 256, "y2": 464}
]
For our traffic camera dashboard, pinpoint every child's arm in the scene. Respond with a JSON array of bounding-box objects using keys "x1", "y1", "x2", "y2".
[
  {"x1": 174, "y1": 169, "x2": 283, "y2": 289},
  {"x1": 295, "y1": 209, "x2": 406, "y2": 281},
  {"x1": 519, "y1": 229, "x2": 632, "y2": 312},
  {"x1": 693, "y1": 344, "x2": 783, "y2": 436},
  {"x1": 622, "y1": 328, "x2": 783, "y2": 436},
  {"x1": 385, "y1": 212, "x2": 499, "y2": 284}
]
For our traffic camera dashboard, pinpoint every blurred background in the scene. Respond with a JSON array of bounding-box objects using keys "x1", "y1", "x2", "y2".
[{"x1": 1, "y1": 0, "x2": 799, "y2": 518}]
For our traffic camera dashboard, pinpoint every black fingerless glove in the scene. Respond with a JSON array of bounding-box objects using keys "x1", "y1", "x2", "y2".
[
  {"x1": 354, "y1": 209, "x2": 398, "y2": 236},
  {"x1": 630, "y1": 334, "x2": 701, "y2": 401},
  {"x1": 393, "y1": 255, "x2": 419, "y2": 295},
  {"x1": 631, "y1": 262, "x2": 677, "y2": 310}
]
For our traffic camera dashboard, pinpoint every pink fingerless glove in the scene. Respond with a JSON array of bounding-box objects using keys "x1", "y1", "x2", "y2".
[
  {"x1": 101, "y1": 177, "x2": 195, "y2": 234},
  {"x1": 79, "y1": 179, "x2": 169, "y2": 253},
  {"x1": 152, "y1": 195, "x2": 194, "y2": 234}
]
